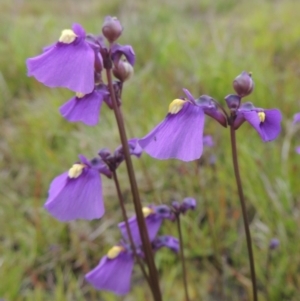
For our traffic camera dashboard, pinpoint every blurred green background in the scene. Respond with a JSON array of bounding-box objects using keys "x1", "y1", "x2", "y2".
[{"x1": 1, "y1": 0, "x2": 300, "y2": 300}]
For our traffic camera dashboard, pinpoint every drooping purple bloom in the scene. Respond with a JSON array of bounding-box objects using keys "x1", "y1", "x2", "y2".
[
  {"x1": 59, "y1": 86, "x2": 109, "y2": 126},
  {"x1": 86, "y1": 204, "x2": 177, "y2": 294},
  {"x1": 139, "y1": 96, "x2": 205, "y2": 161},
  {"x1": 118, "y1": 205, "x2": 172, "y2": 246},
  {"x1": 85, "y1": 247, "x2": 134, "y2": 295},
  {"x1": 27, "y1": 23, "x2": 95, "y2": 94},
  {"x1": 139, "y1": 89, "x2": 226, "y2": 162},
  {"x1": 233, "y1": 103, "x2": 282, "y2": 141},
  {"x1": 44, "y1": 155, "x2": 108, "y2": 221}
]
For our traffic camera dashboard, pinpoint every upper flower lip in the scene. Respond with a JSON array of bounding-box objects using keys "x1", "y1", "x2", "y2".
[{"x1": 26, "y1": 23, "x2": 95, "y2": 94}]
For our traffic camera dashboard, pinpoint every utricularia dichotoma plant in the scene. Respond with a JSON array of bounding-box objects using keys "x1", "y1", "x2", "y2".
[{"x1": 27, "y1": 16, "x2": 282, "y2": 301}]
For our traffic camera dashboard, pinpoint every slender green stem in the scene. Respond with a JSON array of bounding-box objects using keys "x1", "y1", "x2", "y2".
[
  {"x1": 176, "y1": 215, "x2": 190, "y2": 301},
  {"x1": 229, "y1": 125, "x2": 258, "y2": 301},
  {"x1": 105, "y1": 68, "x2": 162, "y2": 301},
  {"x1": 111, "y1": 170, "x2": 151, "y2": 286}
]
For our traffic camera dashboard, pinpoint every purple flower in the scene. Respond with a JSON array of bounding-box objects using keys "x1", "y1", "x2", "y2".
[
  {"x1": 139, "y1": 91, "x2": 204, "y2": 162},
  {"x1": 27, "y1": 23, "x2": 95, "y2": 94},
  {"x1": 118, "y1": 205, "x2": 172, "y2": 245},
  {"x1": 233, "y1": 102, "x2": 282, "y2": 141},
  {"x1": 59, "y1": 86, "x2": 109, "y2": 126},
  {"x1": 296, "y1": 146, "x2": 300, "y2": 154},
  {"x1": 139, "y1": 89, "x2": 226, "y2": 162},
  {"x1": 44, "y1": 155, "x2": 110, "y2": 222},
  {"x1": 85, "y1": 246, "x2": 134, "y2": 295}
]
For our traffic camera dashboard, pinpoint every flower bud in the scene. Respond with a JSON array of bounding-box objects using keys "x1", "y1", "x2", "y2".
[
  {"x1": 269, "y1": 238, "x2": 280, "y2": 250},
  {"x1": 113, "y1": 60, "x2": 134, "y2": 82},
  {"x1": 233, "y1": 71, "x2": 254, "y2": 97},
  {"x1": 102, "y1": 16, "x2": 123, "y2": 43},
  {"x1": 98, "y1": 148, "x2": 111, "y2": 160},
  {"x1": 225, "y1": 94, "x2": 241, "y2": 112}
]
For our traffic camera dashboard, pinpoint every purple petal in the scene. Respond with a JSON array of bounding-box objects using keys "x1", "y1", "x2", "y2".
[
  {"x1": 139, "y1": 103, "x2": 205, "y2": 161},
  {"x1": 182, "y1": 88, "x2": 196, "y2": 105},
  {"x1": 44, "y1": 168, "x2": 104, "y2": 221},
  {"x1": 293, "y1": 112, "x2": 300, "y2": 124},
  {"x1": 152, "y1": 235, "x2": 180, "y2": 253},
  {"x1": 59, "y1": 90, "x2": 106, "y2": 126},
  {"x1": 128, "y1": 138, "x2": 143, "y2": 157},
  {"x1": 181, "y1": 197, "x2": 197, "y2": 212},
  {"x1": 118, "y1": 214, "x2": 162, "y2": 246},
  {"x1": 85, "y1": 252, "x2": 134, "y2": 295},
  {"x1": 27, "y1": 27, "x2": 95, "y2": 94},
  {"x1": 295, "y1": 146, "x2": 300, "y2": 154},
  {"x1": 72, "y1": 23, "x2": 86, "y2": 38},
  {"x1": 111, "y1": 44, "x2": 135, "y2": 66},
  {"x1": 242, "y1": 109, "x2": 282, "y2": 142}
]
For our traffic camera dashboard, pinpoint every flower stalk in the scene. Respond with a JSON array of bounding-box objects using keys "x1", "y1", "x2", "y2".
[
  {"x1": 175, "y1": 214, "x2": 190, "y2": 301},
  {"x1": 111, "y1": 170, "x2": 151, "y2": 286},
  {"x1": 229, "y1": 125, "x2": 258, "y2": 301},
  {"x1": 105, "y1": 67, "x2": 162, "y2": 301}
]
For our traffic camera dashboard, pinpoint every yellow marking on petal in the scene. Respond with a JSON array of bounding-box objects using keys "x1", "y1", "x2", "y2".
[
  {"x1": 142, "y1": 207, "x2": 154, "y2": 218},
  {"x1": 59, "y1": 29, "x2": 78, "y2": 44},
  {"x1": 107, "y1": 246, "x2": 124, "y2": 259},
  {"x1": 168, "y1": 99, "x2": 186, "y2": 114},
  {"x1": 258, "y1": 112, "x2": 266, "y2": 123},
  {"x1": 68, "y1": 163, "x2": 85, "y2": 179},
  {"x1": 76, "y1": 92, "x2": 85, "y2": 98}
]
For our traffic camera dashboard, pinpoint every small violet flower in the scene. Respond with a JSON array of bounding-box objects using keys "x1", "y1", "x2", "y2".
[
  {"x1": 85, "y1": 245, "x2": 134, "y2": 295},
  {"x1": 59, "y1": 85, "x2": 109, "y2": 126},
  {"x1": 44, "y1": 155, "x2": 110, "y2": 222},
  {"x1": 86, "y1": 212, "x2": 177, "y2": 295},
  {"x1": 138, "y1": 89, "x2": 226, "y2": 162},
  {"x1": 27, "y1": 23, "x2": 95, "y2": 94},
  {"x1": 231, "y1": 100, "x2": 282, "y2": 141},
  {"x1": 118, "y1": 205, "x2": 173, "y2": 246}
]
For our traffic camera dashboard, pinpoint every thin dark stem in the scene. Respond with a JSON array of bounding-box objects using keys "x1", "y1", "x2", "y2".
[
  {"x1": 265, "y1": 250, "x2": 271, "y2": 301},
  {"x1": 176, "y1": 215, "x2": 190, "y2": 301},
  {"x1": 105, "y1": 68, "x2": 162, "y2": 301},
  {"x1": 229, "y1": 125, "x2": 258, "y2": 301},
  {"x1": 111, "y1": 170, "x2": 151, "y2": 286}
]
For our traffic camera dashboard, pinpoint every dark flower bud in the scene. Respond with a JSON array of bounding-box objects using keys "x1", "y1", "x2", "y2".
[
  {"x1": 233, "y1": 71, "x2": 254, "y2": 97},
  {"x1": 98, "y1": 148, "x2": 111, "y2": 160},
  {"x1": 181, "y1": 197, "x2": 196, "y2": 212},
  {"x1": 155, "y1": 205, "x2": 173, "y2": 219},
  {"x1": 225, "y1": 94, "x2": 241, "y2": 112},
  {"x1": 269, "y1": 238, "x2": 280, "y2": 250},
  {"x1": 102, "y1": 16, "x2": 123, "y2": 43},
  {"x1": 113, "y1": 60, "x2": 134, "y2": 82}
]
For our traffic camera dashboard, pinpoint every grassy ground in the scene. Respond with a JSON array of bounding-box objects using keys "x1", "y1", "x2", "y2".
[{"x1": 1, "y1": 0, "x2": 300, "y2": 300}]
